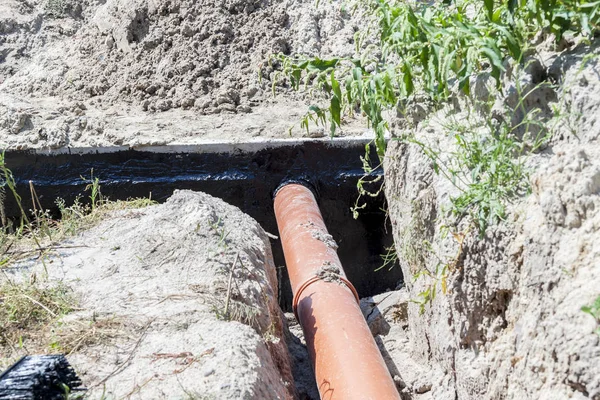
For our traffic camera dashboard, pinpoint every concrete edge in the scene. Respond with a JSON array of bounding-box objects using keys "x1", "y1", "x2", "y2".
[{"x1": 13, "y1": 135, "x2": 386, "y2": 156}]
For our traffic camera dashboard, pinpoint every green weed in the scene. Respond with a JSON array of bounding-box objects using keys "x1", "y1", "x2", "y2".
[
  {"x1": 208, "y1": 217, "x2": 232, "y2": 250},
  {"x1": 377, "y1": 245, "x2": 398, "y2": 272},
  {"x1": 82, "y1": 169, "x2": 102, "y2": 210},
  {"x1": 271, "y1": 0, "x2": 575, "y2": 237},
  {"x1": 0, "y1": 154, "x2": 156, "y2": 270},
  {"x1": 410, "y1": 228, "x2": 468, "y2": 314},
  {"x1": 582, "y1": 296, "x2": 600, "y2": 335},
  {"x1": 351, "y1": 143, "x2": 384, "y2": 219},
  {"x1": 273, "y1": 0, "x2": 596, "y2": 158},
  {"x1": 0, "y1": 158, "x2": 153, "y2": 366}
]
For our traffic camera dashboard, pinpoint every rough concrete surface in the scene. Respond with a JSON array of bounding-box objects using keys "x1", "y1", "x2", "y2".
[
  {"x1": 0, "y1": 0, "x2": 364, "y2": 149},
  {"x1": 2, "y1": 190, "x2": 295, "y2": 399},
  {"x1": 384, "y1": 39, "x2": 600, "y2": 399}
]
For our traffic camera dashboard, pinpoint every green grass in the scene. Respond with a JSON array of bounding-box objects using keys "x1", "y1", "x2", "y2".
[
  {"x1": 0, "y1": 279, "x2": 75, "y2": 368},
  {"x1": 406, "y1": 76, "x2": 551, "y2": 233},
  {"x1": 0, "y1": 153, "x2": 155, "y2": 365},
  {"x1": 0, "y1": 280, "x2": 74, "y2": 343},
  {"x1": 271, "y1": 0, "x2": 594, "y2": 233},
  {"x1": 0, "y1": 152, "x2": 156, "y2": 270},
  {"x1": 273, "y1": 0, "x2": 599, "y2": 158}
]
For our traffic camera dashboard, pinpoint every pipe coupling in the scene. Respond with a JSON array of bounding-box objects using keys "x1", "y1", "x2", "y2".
[{"x1": 292, "y1": 274, "x2": 360, "y2": 320}]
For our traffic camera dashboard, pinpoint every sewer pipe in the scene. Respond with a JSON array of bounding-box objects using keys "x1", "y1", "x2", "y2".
[{"x1": 274, "y1": 183, "x2": 400, "y2": 400}]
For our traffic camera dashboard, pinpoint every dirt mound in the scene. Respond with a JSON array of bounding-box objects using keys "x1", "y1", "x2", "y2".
[
  {"x1": 1, "y1": 0, "x2": 355, "y2": 113},
  {"x1": 1, "y1": 190, "x2": 295, "y2": 399},
  {"x1": 42, "y1": 0, "x2": 290, "y2": 113},
  {"x1": 0, "y1": 0, "x2": 363, "y2": 148}
]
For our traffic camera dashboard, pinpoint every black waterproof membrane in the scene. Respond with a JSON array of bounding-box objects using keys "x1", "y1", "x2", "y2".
[
  {"x1": 3, "y1": 141, "x2": 403, "y2": 310},
  {"x1": 0, "y1": 355, "x2": 83, "y2": 400}
]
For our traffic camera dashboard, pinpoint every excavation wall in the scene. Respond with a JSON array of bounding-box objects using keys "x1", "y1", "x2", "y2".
[{"x1": 384, "y1": 41, "x2": 600, "y2": 399}]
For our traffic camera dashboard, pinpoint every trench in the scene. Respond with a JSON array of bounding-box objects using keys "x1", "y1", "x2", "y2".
[{"x1": 2, "y1": 138, "x2": 403, "y2": 311}]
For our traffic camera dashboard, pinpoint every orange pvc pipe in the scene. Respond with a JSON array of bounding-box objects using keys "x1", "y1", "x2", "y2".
[{"x1": 274, "y1": 183, "x2": 400, "y2": 400}]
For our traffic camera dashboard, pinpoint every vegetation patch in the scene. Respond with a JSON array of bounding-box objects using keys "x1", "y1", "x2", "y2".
[
  {"x1": 0, "y1": 155, "x2": 153, "y2": 367},
  {"x1": 272, "y1": 0, "x2": 597, "y2": 232},
  {"x1": 0, "y1": 275, "x2": 125, "y2": 368},
  {"x1": 0, "y1": 154, "x2": 156, "y2": 270},
  {"x1": 0, "y1": 280, "x2": 74, "y2": 358},
  {"x1": 582, "y1": 295, "x2": 600, "y2": 336},
  {"x1": 272, "y1": 0, "x2": 599, "y2": 311}
]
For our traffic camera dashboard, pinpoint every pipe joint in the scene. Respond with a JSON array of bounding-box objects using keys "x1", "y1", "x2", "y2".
[
  {"x1": 292, "y1": 274, "x2": 359, "y2": 320},
  {"x1": 273, "y1": 177, "x2": 318, "y2": 202}
]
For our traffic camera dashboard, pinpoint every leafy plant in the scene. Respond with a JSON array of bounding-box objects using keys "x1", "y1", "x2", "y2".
[
  {"x1": 271, "y1": 0, "x2": 583, "y2": 238},
  {"x1": 208, "y1": 217, "x2": 231, "y2": 251},
  {"x1": 351, "y1": 143, "x2": 384, "y2": 219},
  {"x1": 410, "y1": 228, "x2": 468, "y2": 314},
  {"x1": 82, "y1": 169, "x2": 101, "y2": 210},
  {"x1": 582, "y1": 295, "x2": 600, "y2": 335},
  {"x1": 272, "y1": 0, "x2": 598, "y2": 156},
  {"x1": 503, "y1": 0, "x2": 600, "y2": 40},
  {"x1": 377, "y1": 245, "x2": 399, "y2": 272},
  {"x1": 411, "y1": 260, "x2": 450, "y2": 314},
  {"x1": 407, "y1": 82, "x2": 550, "y2": 233}
]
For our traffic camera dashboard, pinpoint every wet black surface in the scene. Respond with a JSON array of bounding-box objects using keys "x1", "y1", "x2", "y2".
[{"x1": 3, "y1": 142, "x2": 403, "y2": 311}]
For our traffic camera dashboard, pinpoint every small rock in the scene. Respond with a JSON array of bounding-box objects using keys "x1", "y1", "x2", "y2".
[
  {"x1": 393, "y1": 375, "x2": 406, "y2": 390},
  {"x1": 9, "y1": 112, "x2": 31, "y2": 134},
  {"x1": 194, "y1": 98, "x2": 212, "y2": 110},
  {"x1": 307, "y1": 127, "x2": 325, "y2": 138},
  {"x1": 218, "y1": 103, "x2": 237, "y2": 113},
  {"x1": 216, "y1": 88, "x2": 240, "y2": 105},
  {"x1": 414, "y1": 383, "x2": 432, "y2": 394},
  {"x1": 181, "y1": 97, "x2": 195, "y2": 109},
  {"x1": 155, "y1": 99, "x2": 172, "y2": 111},
  {"x1": 360, "y1": 289, "x2": 410, "y2": 336},
  {"x1": 146, "y1": 84, "x2": 160, "y2": 95},
  {"x1": 244, "y1": 86, "x2": 260, "y2": 99},
  {"x1": 180, "y1": 23, "x2": 195, "y2": 37},
  {"x1": 236, "y1": 105, "x2": 252, "y2": 113},
  {"x1": 105, "y1": 36, "x2": 115, "y2": 50},
  {"x1": 204, "y1": 107, "x2": 221, "y2": 115}
]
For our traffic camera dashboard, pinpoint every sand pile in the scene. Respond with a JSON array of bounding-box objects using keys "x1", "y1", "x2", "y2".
[
  {"x1": 1, "y1": 0, "x2": 356, "y2": 113},
  {"x1": 0, "y1": 0, "x2": 363, "y2": 148}
]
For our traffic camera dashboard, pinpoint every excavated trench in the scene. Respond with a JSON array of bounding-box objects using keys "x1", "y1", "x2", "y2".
[{"x1": 2, "y1": 138, "x2": 403, "y2": 311}]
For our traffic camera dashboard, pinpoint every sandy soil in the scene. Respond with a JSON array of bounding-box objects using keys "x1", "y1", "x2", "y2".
[
  {"x1": 1, "y1": 191, "x2": 295, "y2": 399},
  {"x1": 0, "y1": 0, "x2": 366, "y2": 149}
]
